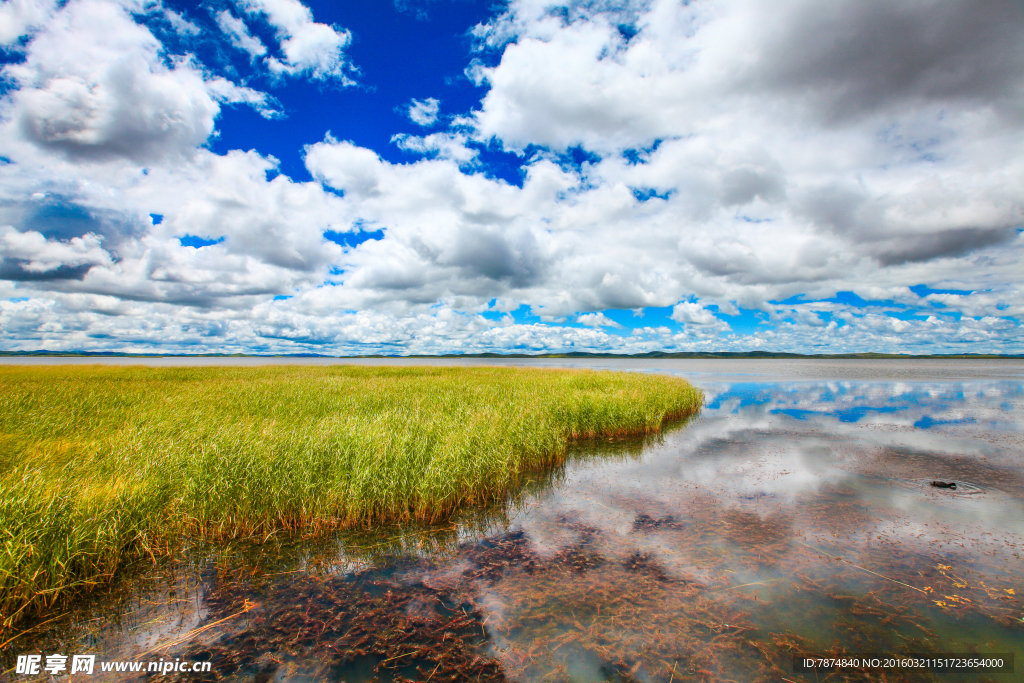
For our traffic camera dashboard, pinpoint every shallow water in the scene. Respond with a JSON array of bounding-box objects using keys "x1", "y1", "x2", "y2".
[{"x1": 3, "y1": 360, "x2": 1023, "y2": 682}]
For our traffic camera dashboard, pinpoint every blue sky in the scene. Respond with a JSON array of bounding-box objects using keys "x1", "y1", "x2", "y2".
[{"x1": 0, "y1": 0, "x2": 1022, "y2": 355}]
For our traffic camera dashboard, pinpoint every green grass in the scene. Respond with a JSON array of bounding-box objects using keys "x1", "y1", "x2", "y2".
[{"x1": 0, "y1": 364, "x2": 702, "y2": 630}]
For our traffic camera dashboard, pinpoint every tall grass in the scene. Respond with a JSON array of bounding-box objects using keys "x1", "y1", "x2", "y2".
[{"x1": 0, "y1": 364, "x2": 702, "y2": 630}]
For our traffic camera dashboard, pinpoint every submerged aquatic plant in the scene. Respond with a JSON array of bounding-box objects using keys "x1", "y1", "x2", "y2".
[{"x1": 0, "y1": 364, "x2": 702, "y2": 632}]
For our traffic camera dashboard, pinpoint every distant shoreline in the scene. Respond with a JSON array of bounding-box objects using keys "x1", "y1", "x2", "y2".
[{"x1": 0, "y1": 350, "x2": 1021, "y2": 360}]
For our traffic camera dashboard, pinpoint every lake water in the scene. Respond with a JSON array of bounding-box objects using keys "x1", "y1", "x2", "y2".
[{"x1": 3, "y1": 359, "x2": 1023, "y2": 682}]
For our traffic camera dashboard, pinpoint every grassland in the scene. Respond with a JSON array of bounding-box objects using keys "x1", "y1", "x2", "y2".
[{"x1": 0, "y1": 364, "x2": 702, "y2": 631}]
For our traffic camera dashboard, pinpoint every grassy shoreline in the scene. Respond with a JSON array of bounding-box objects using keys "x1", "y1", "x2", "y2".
[{"x1": 0, "y1": 365, "x2": 701, "y2": 631}]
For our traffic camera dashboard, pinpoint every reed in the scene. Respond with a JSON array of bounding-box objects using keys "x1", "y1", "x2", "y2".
[{"x1": 0, "y1": 364, "x2": 702, "y2": 631}]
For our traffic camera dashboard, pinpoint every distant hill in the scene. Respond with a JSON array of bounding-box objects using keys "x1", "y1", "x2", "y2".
[{"x1": 1, "y1": 350, "x2": 1021, "y2": 359}]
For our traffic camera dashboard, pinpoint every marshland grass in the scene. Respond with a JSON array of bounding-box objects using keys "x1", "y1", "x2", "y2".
[{"x1": 0, "y1": 364, "x2": 702, "y2": 630}]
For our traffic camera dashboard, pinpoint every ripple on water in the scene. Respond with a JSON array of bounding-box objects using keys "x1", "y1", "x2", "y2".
[{"x1": 898, "y1": 477, "x2": 990, "y2": 496}]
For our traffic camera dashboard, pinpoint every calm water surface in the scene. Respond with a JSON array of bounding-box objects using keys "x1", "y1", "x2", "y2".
[{"x1": 4, "y1": 359, "x2": 1023, "y2": 682}]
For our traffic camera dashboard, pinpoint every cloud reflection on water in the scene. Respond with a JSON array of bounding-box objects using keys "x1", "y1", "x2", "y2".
[
  {"x1": 459, "y1": 375, "x2": 1024, "y2": 679},
  {"x1": 508, "y1": 376, "x2": 1024, "y2": 597}
]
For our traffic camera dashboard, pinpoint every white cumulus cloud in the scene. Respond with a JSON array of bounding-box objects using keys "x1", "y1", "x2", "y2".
[
  {"x1": 391, "y1": 132, "x2": 478, "y2": 164},
  {"x1": 0, "y1": 0, "x2": 57, "y2": 45},
  {"x1": 407, "y1": 97, "x2": 440, "y2": 126},
  {"x1": 162, "y1": 8, "x2": 200, "y2": 36},
  {"x1": 236, "y1": 0, "x2": 354, "y2": 82},
  {"x1": 577, "y1": 312, "x2": 621, "y2": 328},
  {"x1": 0, "y1": 0, "x2": 276, "y2": 163},
  {"x1": 671, "y1": 302, "x2": 718, "y2": 325},
  {"x1": 216, "y1": 9, "x2": 267, "y2": 59},
  {"x1": 0, "y1": 224, "x2": 111, "y2": 273}
]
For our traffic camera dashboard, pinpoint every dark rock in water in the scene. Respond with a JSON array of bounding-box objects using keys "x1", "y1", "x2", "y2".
[
  {"x1": 622, "y1": 550, "x2": 671, "y2": 582},
  {"x1": 632, "y1": 513, "x2": 683, "y2": 532},
  {"x1": 931, "y1": 480, "x2": 957, "y2": 490}
]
